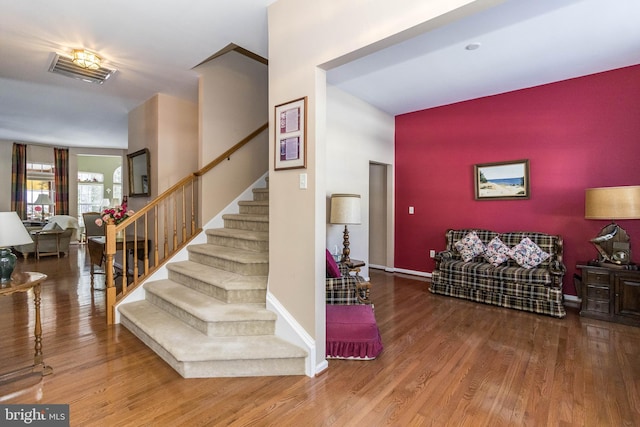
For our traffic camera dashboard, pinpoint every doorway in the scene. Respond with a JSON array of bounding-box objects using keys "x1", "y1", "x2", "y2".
[{"x1": 369, "y1": 162, "x2": 393, "y2": 270}]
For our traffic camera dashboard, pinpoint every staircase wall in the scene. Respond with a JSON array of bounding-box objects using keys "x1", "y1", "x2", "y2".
[{"x1": 196, "y1": 49, "x2": 269, "y2": 224}]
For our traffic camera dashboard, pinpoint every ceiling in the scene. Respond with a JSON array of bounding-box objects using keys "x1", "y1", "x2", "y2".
[{"x1": 1, "y1": 0, "x2": 639, "y2": 150}]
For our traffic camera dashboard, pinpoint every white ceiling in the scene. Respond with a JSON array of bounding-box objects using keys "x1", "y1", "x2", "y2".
[
  {"x1": 328, "y1": 0, "x2": 640, "y2": 115},
  {"x1": 1, "y1": 0, "x2": 639, "y2": 150}
]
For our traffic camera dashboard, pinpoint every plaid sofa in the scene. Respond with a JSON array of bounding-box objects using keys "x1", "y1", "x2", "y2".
[
  {"x1": 430, "y1": 229, "x2": 566, "y2": 318},
  {"x1": 326, "y1": 263, "x2": 371, "y2": 305}
]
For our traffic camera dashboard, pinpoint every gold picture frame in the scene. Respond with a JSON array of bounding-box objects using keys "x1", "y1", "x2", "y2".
[
  {"x1": 474, "y1": 159, "x2": 530, "y2": 200},
  {"x1": 274, "y1": 97, "x2": 307, "y2": 170}
]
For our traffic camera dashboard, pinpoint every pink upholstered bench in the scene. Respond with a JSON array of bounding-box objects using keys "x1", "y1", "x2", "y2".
[{"x1": 326, "y1": 304, "x2": 383, "y2": 360}]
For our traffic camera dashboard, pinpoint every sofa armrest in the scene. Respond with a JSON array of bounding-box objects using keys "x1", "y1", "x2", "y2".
[
  {"x1": 434, "y1": 250, "x2": 453, "y2": 263},
  {"x1": 326, "y1": 272, "x2": 370, "y2": 305},
  {"x1": 549, "y1": 260, "x2": 566, "y2": 275},
  {"x1": 548, "y1": 260, "x2": 566, "y2": 287}
]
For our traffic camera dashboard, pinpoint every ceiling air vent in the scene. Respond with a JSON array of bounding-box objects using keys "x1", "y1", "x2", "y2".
[{"x1": 48, "y1": 53, "x2": 116, "y2": 84}]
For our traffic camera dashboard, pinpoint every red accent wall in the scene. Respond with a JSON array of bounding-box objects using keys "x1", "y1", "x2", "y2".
[{"x1": 395, "y1": 64, "x2": 640, "y2": 295}]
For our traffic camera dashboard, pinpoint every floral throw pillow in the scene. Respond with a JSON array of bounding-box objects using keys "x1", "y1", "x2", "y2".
[
  {"x1": 483, "y1": 237, "x2": 510, "y2": 266},
  {"x1": 509, "y1": 237, "x2": 550, "y2": 269},
  {"x1": 454, "y1": 231, "x2": 486, "y2": 262}
]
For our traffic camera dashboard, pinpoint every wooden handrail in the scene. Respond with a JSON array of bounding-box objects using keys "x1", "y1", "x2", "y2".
[
  {"x1": 103, "y1": 122, "x2": 268, "y2": 324},
  {"x1": 195, "y1": 122, "x2": 268, "y2": 177}
]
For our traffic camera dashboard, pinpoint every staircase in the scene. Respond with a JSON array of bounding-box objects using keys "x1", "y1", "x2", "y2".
[{"x1": 118, "y1": 184, "x2": 307, "y2": 378}]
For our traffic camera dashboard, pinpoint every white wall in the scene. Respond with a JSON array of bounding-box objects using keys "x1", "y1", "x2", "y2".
[
  {"x1": 325, "y1": 85, "x2": 395, "y2": 279},
  {"x1": 268, "y1": 0, "x2": 499, "y2": 373}
]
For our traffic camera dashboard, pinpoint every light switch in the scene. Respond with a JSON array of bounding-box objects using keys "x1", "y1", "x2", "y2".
[
  {"x1": 299, "y1": 173, "x2": 307, "y2": 189},
  {"x1": 409, "y1": 206, "x2": 414, "y2": 214}
]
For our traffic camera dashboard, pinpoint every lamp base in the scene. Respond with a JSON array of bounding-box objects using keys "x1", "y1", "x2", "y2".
[
  {"x1": 340, "y1": 225, "x2": 351, "y2": 264},
  {"x1": 590, "y1": 222, "x2": 631, "y2": 265},
  {"x1": 0, "y1": 247, "x2": 17, "y2": 284}
]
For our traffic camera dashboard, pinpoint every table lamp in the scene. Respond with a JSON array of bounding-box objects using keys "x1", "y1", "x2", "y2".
[
  {"x1": 330, "y1": 194, "x2": 361, "y2": 263},
  {"x1": 585, "y1": 185, "x2": 640, "y2": 265},
  {"x1": 0, "y1": 212, "x2": 34, "y2": 284},
  {"x1": 34, "y1": 193, "x2": 53, "y2": 221}
]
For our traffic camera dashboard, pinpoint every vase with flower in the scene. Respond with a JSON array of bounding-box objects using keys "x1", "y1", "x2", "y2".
[{"x1": 95, "y1": 202, "x2": 134, "y2": 239}]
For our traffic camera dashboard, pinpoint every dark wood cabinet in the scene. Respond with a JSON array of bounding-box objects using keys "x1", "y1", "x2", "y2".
[{"x1": 577, "y1": 263, "x2": 640, "y2": 326}]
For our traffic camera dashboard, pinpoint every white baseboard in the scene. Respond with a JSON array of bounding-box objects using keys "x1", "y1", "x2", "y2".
[
  {"x1": 266, "y1": 292, "x2": 317, "y2": 377},
  {"x1": 369, "y1": 264, "x2": 432, "y2": 278},
  {"x1": 563, "y1": 294, "x2": 581, "y2": 309}
]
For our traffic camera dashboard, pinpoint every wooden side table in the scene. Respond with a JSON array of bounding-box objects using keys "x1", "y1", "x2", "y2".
[
  {"x1": 577, "y1": 262, "x2": 640, "y2": 327},
  {"x1": 341, "y1": 259, "x2": 371, "y2": 304},
  {"x1": 31, "y1": 229, "x2": 63, "y2": 259},
  {"x1": 0, "y1": 272, "x2": 53, "y2": 382}
]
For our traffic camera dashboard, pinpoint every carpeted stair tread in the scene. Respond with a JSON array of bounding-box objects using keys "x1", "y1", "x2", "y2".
[
  {"x1": 167, "y1": 260, "x2": 267, "y2": 290},
  {"x1": 145, "y1": 279, "x2": 275, "y2": 322},
  {"x1": 205, "y1": 228, "x2": 268, "y2": 242},
  {"x1": 187, "y1": 244, "x2": 268, "y2": 264},
  {"x1": 222, "y1": 213, "x2": 268, "y2": 222},
  {"x1": 119, "y1": 301, "x2": 306, "y2": 362},
  {"x1": 238, "y1": 200, "x2": 269, "y2": 206}
]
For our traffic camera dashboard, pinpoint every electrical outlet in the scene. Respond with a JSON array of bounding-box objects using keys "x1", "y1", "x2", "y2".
[
  {"x1": 430, "y1": 249, "x2": 436, "y2": 258},
  {"x1": 299, "y1": 173, "x2": 307, "y2": 189},
  {"x1": 409, "y1": 206, "x2": 414, "y2": 214}
]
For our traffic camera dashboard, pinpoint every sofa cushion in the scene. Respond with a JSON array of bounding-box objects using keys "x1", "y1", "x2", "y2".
[
  {"x1": 435, "y1": 260, "x2": 554, "y2": 286},
  {"x1": 509, "y1": 237, "x2": 550, "y2": 269},
  {"x1": 326, "y1": 249, "x2": 341, "y2": 278},
  {"x1": 42, "y1": 222, "x2": 62, "y2": 231},
  {"x1": 483, "y1": 237, "x2": 510, "y2": 266},
  {"x1": 454, "y1": 231, "x2": 486, "y2": 262}
]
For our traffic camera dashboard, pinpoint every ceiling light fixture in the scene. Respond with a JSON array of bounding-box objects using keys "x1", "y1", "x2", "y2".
[
  {"x1": 71, "y1": 49, "x2": 101, "y2": 70},
  {"x1": 465, "y1": 43, "x2": 481, "y2": 51}
]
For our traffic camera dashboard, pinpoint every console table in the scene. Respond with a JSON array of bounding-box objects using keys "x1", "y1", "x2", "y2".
[
  {"x1": 577, "y1": 262, "x2": 640, "y2": 327},
  {"x1": 0, "y1": 272, "x2": 53, "y2": 382},
  {"x1": 87, "y1": 236, "x2": 150, "y2": 288}
]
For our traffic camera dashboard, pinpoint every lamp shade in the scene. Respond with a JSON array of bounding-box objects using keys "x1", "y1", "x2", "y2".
[
  {"x1": 585, "y1": 185, "x2": 640, "y2": 220},
  {"x1": 0, "y1": 212, "x2": 33, "y2": 247},
  {"x1": 330, "y1": 194, "x2": 361, "y2": 225},
  {"x1": 34, "y1": 193, "x2": 53, "y2": 205}
]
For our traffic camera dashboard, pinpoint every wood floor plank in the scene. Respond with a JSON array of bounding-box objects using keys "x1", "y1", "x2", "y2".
[{"x1": 1, "y1": 246, "x2": 639, "y2": 426}]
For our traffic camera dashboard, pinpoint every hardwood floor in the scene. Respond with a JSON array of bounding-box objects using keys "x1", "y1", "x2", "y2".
[{"x1": 1, "y1": 245, "x2": 639, "y2": 426}]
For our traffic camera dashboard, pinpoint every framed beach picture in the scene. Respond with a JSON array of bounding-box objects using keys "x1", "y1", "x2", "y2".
[
  {"x1": 274, "y1": 97, "x2": 307, "y2": 171},
  {"x1": 474, "y1": 159, "x2": 530, "y2": 200}
]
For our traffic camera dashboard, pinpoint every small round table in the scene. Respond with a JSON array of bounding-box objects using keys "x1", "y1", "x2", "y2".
[{"x1": 0, "y1": 271, "x2": 53, "y2": 382}]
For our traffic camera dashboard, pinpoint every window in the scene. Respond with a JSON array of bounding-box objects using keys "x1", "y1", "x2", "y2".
[
  {"x1": 27, "y1": 163, "x2": 55, "y2": 220},
  {"x1": 78, "y1": 171, "x2": 104, "y2": 217},
  {"x1": 112, "y1": 166, "x2": 122, "y2": 205}
]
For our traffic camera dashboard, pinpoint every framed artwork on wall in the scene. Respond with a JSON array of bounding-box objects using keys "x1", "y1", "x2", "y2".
[
  {"x1": 274, "y1": 97, "x2": 307, "y2": 170},
  {"x1": 474, "y1": 159, "x2": 530, "y2": 200}
]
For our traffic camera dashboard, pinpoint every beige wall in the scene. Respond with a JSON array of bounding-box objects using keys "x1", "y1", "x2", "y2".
[
  {"x1": 196, "y1": 50, "x2": 268, "y2": 223},
  {"x1": 127, "y1": 94, "x2": 198, "y2": 213},
  {"x1": 268, "y1": 0, "x2": 501, "y2": 370},
  {"x1": 157, "y1": 94, "x2": 199, "y2": 193}
]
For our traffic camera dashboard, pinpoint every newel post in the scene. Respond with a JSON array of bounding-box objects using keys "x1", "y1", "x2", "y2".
[{"x1": 105, "y1": 220, "x2": 117, "y2": 324}]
